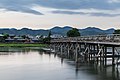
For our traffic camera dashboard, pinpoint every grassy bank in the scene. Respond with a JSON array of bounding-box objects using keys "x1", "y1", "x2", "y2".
[{"x1": 0, "y1": 43, "x2": 48, "y2": 47}]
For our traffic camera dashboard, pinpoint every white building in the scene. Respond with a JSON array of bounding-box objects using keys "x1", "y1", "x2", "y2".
[{"x1": 50, "y1": 34, "x2": 63, "y2": 39}]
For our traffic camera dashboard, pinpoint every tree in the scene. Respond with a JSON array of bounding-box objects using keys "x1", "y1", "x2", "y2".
[
  {"x1": 3, "y1": 33, "x2": 9, "y2": 39},
  {"x1": 21, "y1": 35, "x2": 27, "y2": 39},
  {"x1": 42, "y1": 31, "x2": 51, "y2": 43},
  {"x1": 113, "y1": 29, "x2": 120, "y2": 34},
  {"x1": 48, "y1": 31, "x2": 51, "y2": 41},
  {"x1": 67, "y1": 28, "x2": 80, "y2": 37}
]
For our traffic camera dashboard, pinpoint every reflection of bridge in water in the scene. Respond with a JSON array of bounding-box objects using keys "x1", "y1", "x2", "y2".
[{"x1": 50, "y1": 34, "x2": 120, "y2": 67}]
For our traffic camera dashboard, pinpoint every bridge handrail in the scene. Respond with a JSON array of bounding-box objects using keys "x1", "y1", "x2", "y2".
[{"x1": 51, "y1": 34, "x2": 120, "y2": 43}]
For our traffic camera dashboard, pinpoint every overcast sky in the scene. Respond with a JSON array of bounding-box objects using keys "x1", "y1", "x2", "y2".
[{"x1": 0, "y1": 0, "x2": 120, "y2": 29}]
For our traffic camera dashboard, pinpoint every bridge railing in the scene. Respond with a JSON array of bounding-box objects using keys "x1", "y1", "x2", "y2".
[{"x1": 51, "y1": 34, "x2": 120, "y2": 43}]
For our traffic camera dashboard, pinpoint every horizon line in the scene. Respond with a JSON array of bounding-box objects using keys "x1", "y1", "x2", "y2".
[{"x1": 0, "y1": 26, "x2": 116, "y2": 30}]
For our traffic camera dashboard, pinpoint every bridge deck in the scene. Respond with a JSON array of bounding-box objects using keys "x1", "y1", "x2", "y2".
[{"x1": 51, "y1": 34, "x2": 120, "y2": 46}]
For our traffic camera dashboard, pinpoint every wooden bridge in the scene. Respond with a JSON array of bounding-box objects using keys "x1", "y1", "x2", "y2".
[{"x1": 50, "y1": 34, "x2": 120, "y2": 67}]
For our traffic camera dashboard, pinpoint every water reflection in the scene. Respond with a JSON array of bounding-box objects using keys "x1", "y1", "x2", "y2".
[
  {"x1": 0, "y1": 47, "x2": 43, "y2": 55},
  {"x1": 0, "y1": 47, "x2": 120, "y2": 80},
  {"x1": 60, "y1": 56, "x2": 120, "y2": 80}
]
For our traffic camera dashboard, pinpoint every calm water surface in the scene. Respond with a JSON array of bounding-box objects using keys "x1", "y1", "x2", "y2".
[{"x1": 0, "y1": 47, "x2": 119, "y2": 80}]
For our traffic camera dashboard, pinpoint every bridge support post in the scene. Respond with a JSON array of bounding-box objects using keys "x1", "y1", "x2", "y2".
[
  {"x1": 67, "y1": 44, "x2": 70, "y2": 58},
  {"x1": 96, "y1": 44, "x2": 99, "y2": 64},
  {"x1": 67, "y1": 47, "x2": 70, "y2": 57},
  {"x1": 88, "y1": 45, "x2": 90, "y2": 62},
  {"x1": 50, "y1": 44, "x2": 52, "y2": 52},
  {"x1": 112, "y1": 46, "x2": 115, "y2": 66},
  {"x1": 90, "y1": 45, "x2": 93, "y2": 62},
  {"x1": 93, "y1": 45, "x2": 96, "y2": 61},
  {"x1": 89, "y1": 45, "x2": 91, "y2": 61},
  {"x1": 104, "y1": 46, "x2": 107, "y2": 67},
  {"x1": 100, "y1": 48, "x2": 102, "y2": 65},
  {"x1": 75, "y1": 45, "x2": 78, "y2": 63},
  {"x1": 54, "y1": 44, "x2": 56, "y2": 52},
  {"x1": 102, "y1": 46, "x2": 105, "y2": 66},
  {"x1": 60, "y1": 44, "x2": 63, "y2": 57}
]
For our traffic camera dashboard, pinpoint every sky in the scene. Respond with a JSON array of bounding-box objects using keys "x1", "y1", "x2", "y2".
[{"x1": 0, "y1": 0, "x2": 120, "y2": 30}]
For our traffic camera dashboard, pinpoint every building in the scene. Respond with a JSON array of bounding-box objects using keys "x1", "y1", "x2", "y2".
[{"x1": 50, "y1": 34, "x2": 63, "y2": 39}]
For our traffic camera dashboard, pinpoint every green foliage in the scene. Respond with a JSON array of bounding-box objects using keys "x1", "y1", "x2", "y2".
[
  {"x1": 40, "y1": 35, "x2": 43, "y2": 38},
  {"x1": 114, "y1": 29, "x2": 120, "y2": 34},
  {"x1": 42, "y1": 38, "x2": 50, "y2": 43},
  {"x1": 67, "y1": 28, "x2": 80, "y2": 37},
  {"x1": 21, "y1": 35, "x2": 29, "y2": 39},
  {"x1": 48, "y1": 31, "x2": 51, "y2": 38},
  {"x1": 48, "y1": 31, "x2": 51, "y2": 41},
  {"x1": 41, "y1": 31, "x2": 51, "y2": 44},
  {"x1": 3, "y1": 33, "x2": 9, "y2": 39}
]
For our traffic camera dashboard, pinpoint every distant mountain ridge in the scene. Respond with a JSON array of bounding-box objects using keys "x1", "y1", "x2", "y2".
[
  {"x1": 50, "y1": 26, "x2": 115, "y2": 36},
  {"x1": 0, "y1": 26, "x2": 115, "y2": 36},
  {"x1": 79, "y1": 27, "x2": 115, "y2": 36},
  {"x1": 0, "y1": 28, "x2": 49, "y2": 36}
]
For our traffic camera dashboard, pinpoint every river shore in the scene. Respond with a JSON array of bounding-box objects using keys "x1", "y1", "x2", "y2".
[{"x1": 0, "y1": 43, "x2": 47, "y2": 47}]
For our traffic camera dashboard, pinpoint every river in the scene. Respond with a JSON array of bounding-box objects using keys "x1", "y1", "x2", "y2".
[{"x1": 0, "y1": 47, "x2": 119, "y2": 80}]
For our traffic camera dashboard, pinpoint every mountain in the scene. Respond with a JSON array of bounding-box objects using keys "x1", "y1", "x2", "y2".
[
  {"x1": 0, "y1": 26, "x2": 115, "y2": 36},
  {"x1": 50, "y1": 26, "x2": 72, "y2": 35},
  {"x1": 18, "y1": 28, "x2": 49, "y2": 36},
  {"x1": 0, "y1": 28, "x2": 49, "y2": 36},
  {"x1": 50, "y1": 26, "x2": 115, "y2": 36},
  {"x1": 104, "y1": 28, "x2": 115, "y2": 34},
  {"x1": 79, "y1": 27, "x2": 115, "y2": 36}
]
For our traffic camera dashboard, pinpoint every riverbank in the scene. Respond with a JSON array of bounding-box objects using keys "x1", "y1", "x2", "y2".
[{"x1": 0, "y1": 43, "x2": 48, "y2": 47}]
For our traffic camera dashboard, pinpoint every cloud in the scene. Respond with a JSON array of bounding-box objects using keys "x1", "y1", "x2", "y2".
[
  {"x1": 108, "y1": 0, "x2": 120, "y2": 3},
  {"x1": 35, "y1": 0, "x2": 120, "y2": 10},
  {"x1": 0, "y1": 0, "x2": 120, "y2": 16},
  {"x1": 52, "y1": 10, "x2": 85, "y2": 15},
  {"x1": 52, "y1": 10, "x2": 120, "y2": 17},
  {"x1": 0, "y1": 0, "x2": 43, "y2": 15},
  {"x1": 90, "y1": 13, "x2": 120, "y2": 17}
]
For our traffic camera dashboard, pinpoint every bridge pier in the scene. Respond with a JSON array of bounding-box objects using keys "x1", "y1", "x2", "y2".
[
  {"x1": 75, "y1": 44, "x2": 78, "y2": 63},
  {"x1": 67, "y1": 44, "x2": 70, "y2": 58},
  {"x1": 104, "y1": 46, "x2": 107, "y2": 66},
  {"x1": 112, "y1": 46, "x2": 115, "y2": 66},
  {"x1": 60, "y1": 44, "x2": 63, "y2": 57}
]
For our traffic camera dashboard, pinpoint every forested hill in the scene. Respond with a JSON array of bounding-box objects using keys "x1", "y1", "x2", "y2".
[{"x1": 0, "y1": 26, "x2": 115, "y2": 36}]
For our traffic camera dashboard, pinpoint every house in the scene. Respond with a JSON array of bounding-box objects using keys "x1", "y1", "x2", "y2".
[
  {"x1": 27, "y1": 35, "x2": 34, "y2": 39},
  {"x1": 50, "y1": 34, "x2": 63, "y2": 39},
  {"x1": 4, "y1": 34, "x2": 40, "y2": 43},
  {"x1": 14, "y1": 37, "x2": 26, "y2": 42},
  {"x1": 9, "y1": 34, "x2": 15, "y2": 39},
  {"x1": 0, "y1": 34, "x2": 4, "y2": 37},
  {"x1": 32, "y1": 38, "x2": 39, "y2": 43},
  {"x1": 5, "y1": 38, "x2": 15, "y2": 42},
  {"x1": 43, "y1": 35, "x2": 48, "y2": 38}
]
